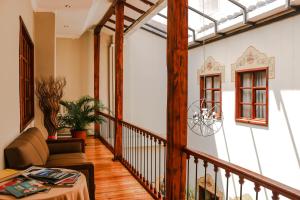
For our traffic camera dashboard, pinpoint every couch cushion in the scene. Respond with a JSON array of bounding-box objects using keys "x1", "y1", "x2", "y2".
[
  {"x1": 5, "y1": 127, "x2": 49, "y2": 169},
  {"x1": 46, "y1": 153, "x2": 87, "y2": 167}
]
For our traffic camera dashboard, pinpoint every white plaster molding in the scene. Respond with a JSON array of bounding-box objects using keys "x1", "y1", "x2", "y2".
[
  {"x1": 197, "y1": 56, "x2": 225, "y2": 84},
  {"x1": 231, "y1": 46, "x2": 275, "y2": 82}
]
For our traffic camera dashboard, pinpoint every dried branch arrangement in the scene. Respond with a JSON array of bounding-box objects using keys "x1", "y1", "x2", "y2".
[{"x1": 36, "y1": 77, "x2": 66, "y2": 137}]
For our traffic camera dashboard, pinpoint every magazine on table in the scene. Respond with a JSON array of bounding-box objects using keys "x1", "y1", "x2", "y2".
[
  {"x1": 0, "y1": 169, "x2": 22, "y2": 183},
  {"x1": 0, "y1": 176, "x2": 29, "y2": 195},
  {"x1": 0, "y1": 166, "x2": 81, "y2": 198},
  {"x1": 28, "y1": 168, "x2": 80, "y2": 185},
  {"x1": 5, "y1": 179, "x2": 50, "y2": 198}
]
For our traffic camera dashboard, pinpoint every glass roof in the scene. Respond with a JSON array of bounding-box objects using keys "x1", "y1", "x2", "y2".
[
  {"x1": 142, "y1": 0, "x2": 290, "y2": 44},
  {"x1": 189, "y1": 0, "x2": 242, "y2": 21}
]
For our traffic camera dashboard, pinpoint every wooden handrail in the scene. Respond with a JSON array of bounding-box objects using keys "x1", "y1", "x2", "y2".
[
  {"x1": 99, "y1": 111, "x2": 115, "y2": 121},
  {"x1": 120, "y1": 120, "x2": 167, "y2": 144},
  {"x1": 183, "y1": 147, "x2": 300, "y2": 199}
]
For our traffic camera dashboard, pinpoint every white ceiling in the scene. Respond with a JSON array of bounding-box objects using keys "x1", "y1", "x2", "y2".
[{"x1": 31, "y1": 0, "x2": 113, "y2": 38}]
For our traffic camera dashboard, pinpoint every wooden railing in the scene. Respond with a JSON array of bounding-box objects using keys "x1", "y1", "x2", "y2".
[
  {"x1": 183, "y1": 147, "x2": 300, "y2": 200},
  {"x1": 98, "y1": 112, "x2": 116, "y2": 152},
  {"x1": 120, "y1": 120, "x2": 167, "y2": 200},
  {"x1": 98, "y1": 112, "x2": 300, "y2": 200}
]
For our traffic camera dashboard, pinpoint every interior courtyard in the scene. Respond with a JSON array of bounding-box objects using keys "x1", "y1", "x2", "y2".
[{"x1": 1, "y1": 0, "x2": 300, "y2": 199}]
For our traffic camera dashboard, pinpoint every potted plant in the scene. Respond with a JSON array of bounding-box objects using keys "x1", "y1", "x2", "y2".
[{"x1": 58, "y1": 96, "x2": 104, "y2": 142}]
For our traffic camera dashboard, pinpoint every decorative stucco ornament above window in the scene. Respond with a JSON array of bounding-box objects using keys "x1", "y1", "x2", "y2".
[
  {"x1": 197, "y1": 56, "x2": 225, "y2": 84},
  {"x1": 231, "y1": 46, "x2": 275, "y2": 82}
]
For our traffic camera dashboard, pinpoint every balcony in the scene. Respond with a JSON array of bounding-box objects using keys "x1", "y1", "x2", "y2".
[{"x1": 92, "y1": 112, "x2": 300, "y2": 200}]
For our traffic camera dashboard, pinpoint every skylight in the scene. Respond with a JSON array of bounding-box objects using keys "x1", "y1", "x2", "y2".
[{"x1": 142, "y1": 0, "x2": 293, "y2": 44}]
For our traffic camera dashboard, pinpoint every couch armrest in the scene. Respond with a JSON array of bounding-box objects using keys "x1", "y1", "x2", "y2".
[{"x1": 47, "y1": 138, "x2": 85, "y2": 154}]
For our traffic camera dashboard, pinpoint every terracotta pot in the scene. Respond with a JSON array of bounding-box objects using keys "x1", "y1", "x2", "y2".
[
  {"x1": 71, "y1": 130, "x2": 87, "y2": 143},
  {"x1": 48, "y1": 133, "x2": 57, "y2": 140}
]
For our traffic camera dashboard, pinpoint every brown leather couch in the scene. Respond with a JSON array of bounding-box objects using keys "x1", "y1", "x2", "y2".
[{"x1": 4, "y1": 127, "x2": 95, "y2": 200}]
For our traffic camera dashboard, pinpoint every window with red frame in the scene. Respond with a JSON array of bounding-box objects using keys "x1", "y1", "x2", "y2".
[
  {"x1": 200, "y1": 74, "x2": 222, "y2": 118},
  {"x1": 235, "y1": 68, "x2": 268, "y2": 126}
]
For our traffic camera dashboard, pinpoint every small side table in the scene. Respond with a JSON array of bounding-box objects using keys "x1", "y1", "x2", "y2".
[{"x1": 0, "y1": 173, "x2": 89, "y2": 200}]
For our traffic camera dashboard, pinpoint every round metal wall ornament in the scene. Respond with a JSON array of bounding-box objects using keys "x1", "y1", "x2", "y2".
[{"x1": 187, "y1": 99, "x2": 223, "y2": 137}]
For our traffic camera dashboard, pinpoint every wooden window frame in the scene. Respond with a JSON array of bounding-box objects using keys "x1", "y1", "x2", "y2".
[
  {"x1": 200, "y1": 73, "x2": 222, "y2": 118},
  {"x1": 19, "y1": 17, "x2": 34, "y2": 131},
  {"x1": 235, "y1": 67, "x2": 269, "y2": 126}
]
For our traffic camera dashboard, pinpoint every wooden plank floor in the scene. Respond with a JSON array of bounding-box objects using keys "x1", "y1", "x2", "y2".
[{"x1": 85, "y1": 137, "x2": 154, "y2": 200}]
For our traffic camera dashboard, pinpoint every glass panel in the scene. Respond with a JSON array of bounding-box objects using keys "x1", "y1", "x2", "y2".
[
  {"x1": 205, "y1": 90, "x2": 212, "y2": 101},
  {"x1": 189, "y1": 0, "x2": 242, "y2": 22},
  {"x1": 236, "y1": 0, "x2": 261, "y2": 8},
  {"x1": 213, "y1": 76, "x2": 220, "y2": 88},
  {"x1": 256, "y1": 90, "x2": 266, "y2": 104},
  {"x1": 188, "y1": 8, "x2": 211, "y2": 32},
  {"x1": 214, "y1": 91, "x2": 220, "y2": 102},
  {"x1": 241, "y1": 89, "x2": 252, "y2": 103},
  {"x1": 205, "y1": 77, "x2": 212, "y2": 89},
  {"x1": 214, "y1": 103, "x2": 221, "y2": 114},
  {"x1": 254, "y1": 71, "x2": 266, "y2": 87},
  {"x1": 241, "y1": 105, "x2": 252, "y2": 118},
  {"x1": 206, "y1": 102, "x2": 212, "y2": 111},
  {"x1": 241, "y1": 72, "x2": 252, "y2": 87},
  {"x1": 236, "y1": 0, "x2": 285, "y2": 11},
  {"x1": 256, "y1": 105, "x2": 266, "y2": 119}
]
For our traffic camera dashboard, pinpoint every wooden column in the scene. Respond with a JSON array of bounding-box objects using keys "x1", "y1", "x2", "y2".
[
  {"x1": 114, "y1": 0, "x2": 124, "y2": 160},
  {"x1": 166, "y1": 0, "x2": 188, "y2": 199},
  {"x1": 94, "y1": 32, "x2": 100, "y2": 137}
]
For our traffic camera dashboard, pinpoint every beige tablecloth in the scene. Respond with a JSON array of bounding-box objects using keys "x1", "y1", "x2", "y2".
[{"x1": 0, "y1": 173, "x2": 89, "y2": 200}]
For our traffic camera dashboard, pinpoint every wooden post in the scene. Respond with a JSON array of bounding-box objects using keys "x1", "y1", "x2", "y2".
[
  {"x1": 94, "y1": 32, "x2": 101, "y2": 137},
  {"x1": 114, "y1": 0, "x2": 124, "y2": 160},
  {"x1": 166, "y1": 0, "x2": 188, "y2": 199}
]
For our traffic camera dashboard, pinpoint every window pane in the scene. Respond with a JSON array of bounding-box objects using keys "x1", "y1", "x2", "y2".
[
  {"x1": 241, "y1": 89, "x2": 252, "y2": 103},
  {"x1": 206, "y1": 90, "x2": 212, "y2": 101},
  {"x1": 214, "y1": 91, "x2": 220, "y2": 102},
  {"x1": 213, "y1": 76, "x2": 220, "y2": 88},
  {"x1": 214, "y1": 103, "x2": 221, "y2": 114},
  {"x1": 206, "y1": 103, "x2": 212, "y2": 111},
  {"x1": 205, "y1": 77, "x2": 212, "y2": 89},
  {"x1": 256, "y1": 105, "x2": 266, "y2": 119},
  {"x1": 241, "y1": 105, "x2": 252, "y2": 118},
  {"x1": 241, "y1": 72, "x2": 252, "y2": 87},
  {"x1": 254, "y1": 71, "x2": 266, "y2": 87},
  {"x1": 256, "y1": 90, "x2": 266, "y2": 104}
]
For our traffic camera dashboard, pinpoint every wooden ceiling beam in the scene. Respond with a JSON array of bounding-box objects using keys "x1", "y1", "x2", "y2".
[
  {"x1": 124, "y1": 2, "x2": 146, "y2": 14},
  {"x1": 107, "y1": 19, "x2": 129, "y2": 28},
  {"x1": 141, "y1": 27, "x2": 167, "y2": 39},
  {"x1": 104, "y1": 25, "x2": 116, "y2": 32},
  {"x1": 94, "y1": 0, "x2": 117, "y2": 34},
  {"x1": 124, "y1": 15, "x2": 136, "y2": 23},
  {"x1": 140, "y1": 0, "x2": 154, "y2": 6}
]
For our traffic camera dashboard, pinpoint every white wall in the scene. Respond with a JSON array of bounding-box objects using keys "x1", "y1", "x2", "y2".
[
  {"x1": 0, "y1": 0, "x2": 35, "y2": 169},
  {"x1": 56, "y1": 37, "x2": 83, "y2": 100},
  {"x1": 188, "y1": 15, "x2": 300, "y2": 194},
  {"x1": 124, "y1": 29, "x2": 167, "y2": 136},
  {"x1": 123, "y1": 15, "x2": 300, "y2": 198},
  {"x1": 56, "y1": 31, "x2": 111, "y2": 103}
]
